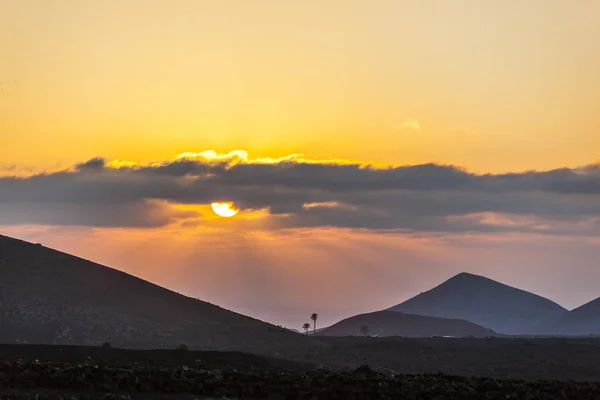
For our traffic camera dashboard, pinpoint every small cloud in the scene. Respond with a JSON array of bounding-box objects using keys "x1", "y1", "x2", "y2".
[
  {"x1": 0, "y1": 164, "x2": 17, "y2": 172},
  {"x1": 106, "y1": 159, "x2": 139, "y2": 169},
  {"x1": 176, "y1": 150, "x2": 249, "y2": 163},
  {"x1": 75, "y1": 158, "x2": 105, "y2": 171},
  {"x1": 302, "y1": 202, "x2": 357, "y2": 211},
  {"x1": 402, "y1": 120, "x2": 421, "y2": 131}
]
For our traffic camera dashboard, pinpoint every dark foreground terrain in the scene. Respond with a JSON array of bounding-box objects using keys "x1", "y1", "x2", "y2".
[
  {"x1": 6, "y1": 337, "x2": 600, "y2": 381},
  {"x1": 303, "y1": 336, "x2": 600, "y2": 381},
  {"x1": 3, "y1": 340, "x2": 600, "y2": 399},
  {"x1": 2, "y1": 357, "x2": 600, "y2": 400}
]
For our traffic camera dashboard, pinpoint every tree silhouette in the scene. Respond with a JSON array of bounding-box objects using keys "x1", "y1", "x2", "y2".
[
  {"x1": 360, "y1": 324, "x2": 369, "y2": 337},
  {"x1": 302, "y1": 323, "x2": 311, "y2": 334},
  {"x1": 310, "y1": 313, "x2": 318, "y2": 335}
]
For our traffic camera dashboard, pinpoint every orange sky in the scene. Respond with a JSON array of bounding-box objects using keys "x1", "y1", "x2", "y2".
[
  {"x1": 1, "y1": 1, "x2": 600, "y2": 328},
  {"x1": 3, "y1": 224, "x2": 600, "y2": 328},
  {"x1": 1, "y1": 0, "x2": 599, "y2": 173}
]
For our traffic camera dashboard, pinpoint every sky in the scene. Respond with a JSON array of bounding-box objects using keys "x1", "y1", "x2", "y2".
[{"x1": 1, "y1": 0, "x2": 600, "y2": 329}]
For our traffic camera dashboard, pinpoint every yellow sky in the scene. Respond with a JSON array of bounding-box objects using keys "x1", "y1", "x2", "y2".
[{"x1": 1, "y1": 0, "x2": 599, "y2": 173}]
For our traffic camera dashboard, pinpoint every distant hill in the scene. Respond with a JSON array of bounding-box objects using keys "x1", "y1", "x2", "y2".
[
  {"x1": 0, "y1": 235, "x2": 313, "y2": 354},
  {"x1": 541, "y1": 298, "x2": 600, "y2": 336},
  {"x1": 388, "y1": 272, "x2": 567, "y2": 335},
  {"x1": 318, "y1": 310, "x2": 495, "y2": 338}
]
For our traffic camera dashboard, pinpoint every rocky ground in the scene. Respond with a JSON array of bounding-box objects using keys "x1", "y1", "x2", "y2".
[
  {"x1": 3, "y1": 340, "x2": 600, "y2": 399},
  {"x1": 294, "y1": 336, "x2": 600, "y2": 381},
  {"x1": 2, "y1": 360, "x2": 600, "y2": 399}
]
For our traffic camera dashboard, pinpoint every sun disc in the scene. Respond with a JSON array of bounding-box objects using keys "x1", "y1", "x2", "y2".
[{"x1": 210, "y1": 202, "x2": 240, "y2": 217}]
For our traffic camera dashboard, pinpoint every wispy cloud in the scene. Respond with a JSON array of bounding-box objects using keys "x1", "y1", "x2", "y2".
[{"x1": 402, "y1": 120, "x2": 421, "y2": 130}]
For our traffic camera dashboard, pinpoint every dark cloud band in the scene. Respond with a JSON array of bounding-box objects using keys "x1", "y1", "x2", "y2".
[{"x1": 1, "y1": 155, "x2": 599, "y2": 233}]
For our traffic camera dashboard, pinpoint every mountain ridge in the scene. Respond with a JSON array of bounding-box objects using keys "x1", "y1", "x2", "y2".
[
  {"x1": 0, "y1": 234, "x2": 312, "y2": 353},
  {"x1": 388, "y1": 272, "x2": 567, "y2": 335},
  {"x1": 540, "y1": 297, "x2": 600, "y2": 336},
  {"x1": 318, "y1": 310, "x2": 496, "y2": 338}
]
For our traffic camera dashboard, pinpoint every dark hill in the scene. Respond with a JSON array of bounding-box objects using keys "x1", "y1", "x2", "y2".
[
  {"x1": 318, "y1": 310, "x2": 495, "y2": 338},
  {"x1": 0, "y1": 234, "x2": 312, "y2": 354},
  {"x1": 388, "y1": 272, "x2": 566, "y2": 334},
  {"x1": 541, "y1": 297, "x2": 600, "y2": 336}
]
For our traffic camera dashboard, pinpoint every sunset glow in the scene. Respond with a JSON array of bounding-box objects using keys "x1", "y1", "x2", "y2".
[
  {"x1": 211, "y1": 202, "x2": 240, "y2": 218},
  {"x1": 2, "y1": 0, "x2": 600, "y2": 329}
]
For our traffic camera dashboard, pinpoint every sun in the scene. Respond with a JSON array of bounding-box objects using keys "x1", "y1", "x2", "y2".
[{"x1": 210, "y1": 202, "x2": 240, "y2": 218}]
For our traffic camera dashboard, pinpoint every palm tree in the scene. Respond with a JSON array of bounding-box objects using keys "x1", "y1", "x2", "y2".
[
  {"x1": 302, "y1": 323, "x2": 310, "y2": 334},
  {"x1": 360, "y1": 324, "x2": 369, "y2": 337},
  {"x1": 310, "y1": 313, "x2": 318, "y2": 335}
]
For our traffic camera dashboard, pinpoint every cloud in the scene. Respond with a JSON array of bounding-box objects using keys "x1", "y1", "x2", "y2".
[
  {"x1": 1, "y1": 151, "x2": 600, "y2": 234},
  {"x1": 0, "y1": 200, "x2": 198, "y2": 228},
  {"x1": 75, "y1": 157, "x2": 105, "y2": 171},
  {"x1": 402, "y1": 120, "x2": 421, "y2": 130},
  {"x1": 0, "y1": 163, "x2": 35, "y2": 176}
]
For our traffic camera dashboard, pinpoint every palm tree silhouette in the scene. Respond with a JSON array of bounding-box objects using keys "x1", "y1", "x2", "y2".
[
  {"x1": 310, "y1": 313, "x2": 318, "y2": 335},
  {"x1": 360, "y1": 324, "x2": 369, "y2": 337},
  {"x1": 302, "y1": 323, "x2": 310, "y2": 334}
]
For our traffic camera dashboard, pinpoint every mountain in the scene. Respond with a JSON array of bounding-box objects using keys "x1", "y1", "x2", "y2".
[
  {"x1": 0, "y1": 234, "x2": 312, "y2": 353},
  {"x1": 318, "y1": 310, "x2": 495, "y2": 338},
  {"x1": 388, "y1": 272, "x2": 567, "y2": 335},
  {"x1": 541, "y1": 298, "x2": 600, "y2": 336}
]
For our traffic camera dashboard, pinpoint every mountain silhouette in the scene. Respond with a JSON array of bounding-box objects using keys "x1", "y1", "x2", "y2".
[
  {"x1": 0, "y1": 235, "x2": 310, "y2": 353},
  {"x1": 541, "y1": 297, "x2": 600, "y2": 336},
  {"x1": 318, "y1": 310, "x2": 495, "y2": 338},
  {"x1": 388, "y1": 272, "x2": 566, "y2": 334}
]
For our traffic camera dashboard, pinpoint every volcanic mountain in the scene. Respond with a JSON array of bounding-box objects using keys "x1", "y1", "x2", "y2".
[
  {"x1": 541, "y1": 297, "x2": 600, "y2": 336},
  {"x1": 318, "y1": 310, "x2": 495, "y2": 338},
  {"x1": 0, "y1": 234, "x2": 311, "y2": 353},
  {"x1": 388, "y1": 272, "x2": 567, "y2": 335}
]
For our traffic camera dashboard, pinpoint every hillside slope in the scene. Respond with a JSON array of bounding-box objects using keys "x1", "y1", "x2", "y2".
[
  {"x1": 388, "y1": 273, "x2": 566, "y2": 334},
  {"x1": 542, "y1": 298, "x2": 600, "y2": 336},
  {"x1": 318, "y1": 310, "x2": 495, "y2": 338},
  {"x1": 0, "y1": 235, "x2": 312, "y2": 353}
]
